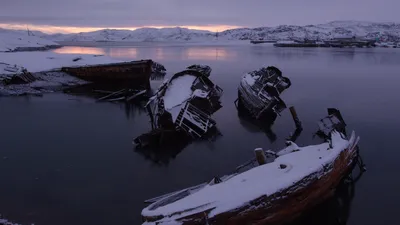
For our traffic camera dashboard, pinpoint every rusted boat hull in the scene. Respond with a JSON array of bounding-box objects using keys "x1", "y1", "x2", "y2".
[
  {"x1": 143, "y1": 142, "x2": 358, "y2": 225},
  {"x1": 61, "y1": 60, "x2": 154, "y2": 88}
]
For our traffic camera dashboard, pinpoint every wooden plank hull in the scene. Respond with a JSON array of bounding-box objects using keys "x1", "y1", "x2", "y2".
[
  {"x1": 143, "y1": 142, "x2": 358, "y2": 225},
  {"x1": 61, "y1": 60, "x2": 153, "y2": 88}
]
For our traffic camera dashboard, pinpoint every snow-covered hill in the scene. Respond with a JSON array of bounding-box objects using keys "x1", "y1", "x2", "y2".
[
  {"x1": 219, "y1": 21, "x2": 400, "y2": 42},
  {"x1": 37, "y1": 21, "x2": 400, "y2": 43},
  {"x1": 0, "y1": 28, "x2": 59, "y2": 52},
  {"x1": 44, "y1": 27, "x2": 216, "y2": 42}
]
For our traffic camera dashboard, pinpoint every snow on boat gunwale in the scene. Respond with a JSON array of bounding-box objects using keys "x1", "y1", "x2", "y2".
[{"x1": 141, "y1": 110, "x2": 364, "y2": 225}]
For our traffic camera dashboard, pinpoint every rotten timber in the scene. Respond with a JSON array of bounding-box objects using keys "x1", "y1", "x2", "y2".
[{"x1": 61, "y1": 59, "x2": 166, "y2": 89}]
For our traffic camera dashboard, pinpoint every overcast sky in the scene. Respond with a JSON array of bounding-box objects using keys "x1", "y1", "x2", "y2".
[{"x1": 0, "y1": 0, "x2": 399, "y2": 33}]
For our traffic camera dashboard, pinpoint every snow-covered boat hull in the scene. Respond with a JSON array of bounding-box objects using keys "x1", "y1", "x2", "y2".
[
  {"x1": 237, "y1": 66, "x2": 291, "y2": 120},
  {"x1": 134, "y1": 66, "x2": 223, "y2": 149},
  {"x1": 141, "y1": 111, "x2": 362, "y2": 225}
]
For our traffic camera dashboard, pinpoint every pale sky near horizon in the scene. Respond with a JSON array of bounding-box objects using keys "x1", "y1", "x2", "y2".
[{"x1": 0, "y1": 0, "x2": 398, "y2": 33}]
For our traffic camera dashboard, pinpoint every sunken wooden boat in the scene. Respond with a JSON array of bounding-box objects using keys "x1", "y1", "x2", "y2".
[
  {"x1": 141, "y1": 110, "x2": 363, "y2": 225},
  {"x1": 61, "y1": 59, "x2": 166, "y2": 88},
  {"x1": 237, "y1": 66, "x2": 291, "y2": 120},
  {"x1": 134, "y1": 66, "x2": 223, "y2": 148}
]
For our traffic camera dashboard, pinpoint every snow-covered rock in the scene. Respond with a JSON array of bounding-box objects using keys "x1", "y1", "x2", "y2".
[
  {"x1": 0, "y1": 28, "x2": 59, "y2": 52},
  {"x1": 36, "y1": 21, "x2": 400, "y2": 43}
]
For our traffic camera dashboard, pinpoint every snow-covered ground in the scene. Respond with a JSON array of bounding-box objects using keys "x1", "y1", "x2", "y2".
[
  {"x1": 0, "y1": 71, "x2": 89, "y2": 96},
  {"x1": 0, "y1": 51, "x2": 121, "y2": 74},
  {"x1": 0, "y1": 28, "x2": 127, "y2": 96},
  {"x1": 0, "y1": 28, "x2": 59, "y2": 52},
  {"x1": 0, "y1": 52, "x2": 124, "y2": 96},
  {"x1": 34, "y1": 21, "x2": 400, "y2": 43}
]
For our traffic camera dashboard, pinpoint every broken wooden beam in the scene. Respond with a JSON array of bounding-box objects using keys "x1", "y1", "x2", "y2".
[
  {"x1": 93, "y1": 90, "x2": 115, "y2": 94},
  {"x1": 254, "y1": 148, "x2": 267, "y2": 165},
  {"x1": 97, "y1": 89, "x2": 125, "y2": 101},
  {"x1": 289, "y1": 106, "x2": 302, "y2": 130},
  {"x1": 127, "y1": 90, "x2": 146, "y2": 101},
  {"x1": 107, "y1": 96, "x2": 126, "y2": 102}
]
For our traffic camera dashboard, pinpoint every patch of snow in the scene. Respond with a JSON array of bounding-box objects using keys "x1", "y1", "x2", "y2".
[
  {"x1": 276, "y1": 142, "x2": 300, "y2": 156},
  {"x1": 0, "y1": 71, "x2": 88, "y2": 96},
  {"x1": 0, "y1": 63, "x2": 25, "y2": 77},
  {"x1": 192, "y1": 89, "x2": 209, "y2": 98},
  {"x1": 242, "y1": 73, "x2": 257, "y2": 86},
  {"x1": 276, "y1": 40, "x2": 297, "y2": 44},
  {"x1": 142, "y1": 131, "x2": 353, "y2": 222},
  {"x1": 163, "y1": 75, "x2": 197, "y2": 110},
  {"x1": 0, "y1": 217, "x2": 21, "y2": 225},
  {"x1": 169, "y1": 104, "x2": 184, "y2": 122},
  {"x1": 142, "y1": 220, "x2": 182, "y2": 225}
]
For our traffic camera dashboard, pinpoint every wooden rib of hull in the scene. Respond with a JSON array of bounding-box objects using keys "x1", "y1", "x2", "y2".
[
  {"x1": 61, "y1": 60, "x2": 153, "y2": 87},
  {"x1": 144, "y1": 144, "x2": 358, "y2": 225}
]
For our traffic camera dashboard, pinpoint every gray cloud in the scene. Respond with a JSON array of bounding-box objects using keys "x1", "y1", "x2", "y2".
[{"x1": 0, "y1": 0, "x2": 399, "y2": 28}]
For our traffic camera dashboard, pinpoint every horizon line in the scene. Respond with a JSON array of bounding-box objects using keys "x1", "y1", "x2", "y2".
[
  {"x1": 0, "y1": 20, "x2": 398, "y2": 35},
  {"x1": 0, "y1": 23, "x2": 242, "y2": 34}
]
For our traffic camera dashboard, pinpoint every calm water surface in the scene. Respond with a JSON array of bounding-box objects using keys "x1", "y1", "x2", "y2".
[{"x1": 1, "y1": 44, "x2": 400, "y2": 225}]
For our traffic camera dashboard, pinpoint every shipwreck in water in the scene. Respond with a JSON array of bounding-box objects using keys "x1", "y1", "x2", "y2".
[
  {"x1": 141, "y1": 109, "x2": 366, "y2": 225},
  {"x1": 61, "y1": 59, "x2": 166, "y2": 89},
  {"x1": 236, "y1": 66, "x2": 291, "y2": 120},
  {"x1": 134, "y1": 65, "x2": 223, "y2": 149}
]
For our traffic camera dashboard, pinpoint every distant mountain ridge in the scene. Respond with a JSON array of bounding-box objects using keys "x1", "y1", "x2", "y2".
[{"x1": 4, "y1": 21, "x2": 400, "y2": 43}]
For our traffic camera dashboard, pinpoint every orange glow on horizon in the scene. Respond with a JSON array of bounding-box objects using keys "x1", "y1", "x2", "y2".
[{"x1": 0, "y1": 23, "x2": 241, "y2": 34}]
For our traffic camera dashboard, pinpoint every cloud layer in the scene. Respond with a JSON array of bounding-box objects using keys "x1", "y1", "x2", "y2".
[{"x1": 1, "y1": 0, "x2": 399, "y2": 32}]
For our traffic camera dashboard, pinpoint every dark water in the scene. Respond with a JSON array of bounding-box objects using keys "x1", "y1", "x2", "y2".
[{"x1": 1, "y1": 44, "x2": 400, "y2": 225}]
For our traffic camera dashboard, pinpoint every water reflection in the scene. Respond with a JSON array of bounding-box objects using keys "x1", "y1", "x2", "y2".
[
  {"x1": 53, "y1": 46, "x2": 236, "y2": 61},
  {"x1": 237, "y1": 109, "x2": 278, "y2": 143},
  {"x1": 107, "y1": 48, "x2": 138, "y2": 58},
  {"x1": 53, "y1": 46, "x2": 106, "y2": 55},
  {"x1": 134, "y1": 127, "x2": 222, "y2": 166},
  {"x1": 184, "y1": 47, "x2": 233, "y2": 60},
  {"x1": 291, "y1": 168, "x2": 364, "y2": 225},
  {"x1": 134, "y1": 131, "x2": 190, "y2": 166},
  {"x1": 62, "y1": 83, "x2": 148, "y2": 119},
  {"x1": 155, "y1": 48, "x2": 165, "y2": 60}
]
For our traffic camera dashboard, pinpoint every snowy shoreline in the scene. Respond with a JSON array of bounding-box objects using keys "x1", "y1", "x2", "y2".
[
  {"x1": 9, "y1": 44, "x2": 61, "y2": 52},
  {"x1": 0, "y1": 30, "x2": 60, "y2": 52},
  {"x1": 55, "y1": 40, "x2": 252, "y2": 47},
  {"x1": 0, "y1": 52, "x2": 127, "y2": 96}
]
